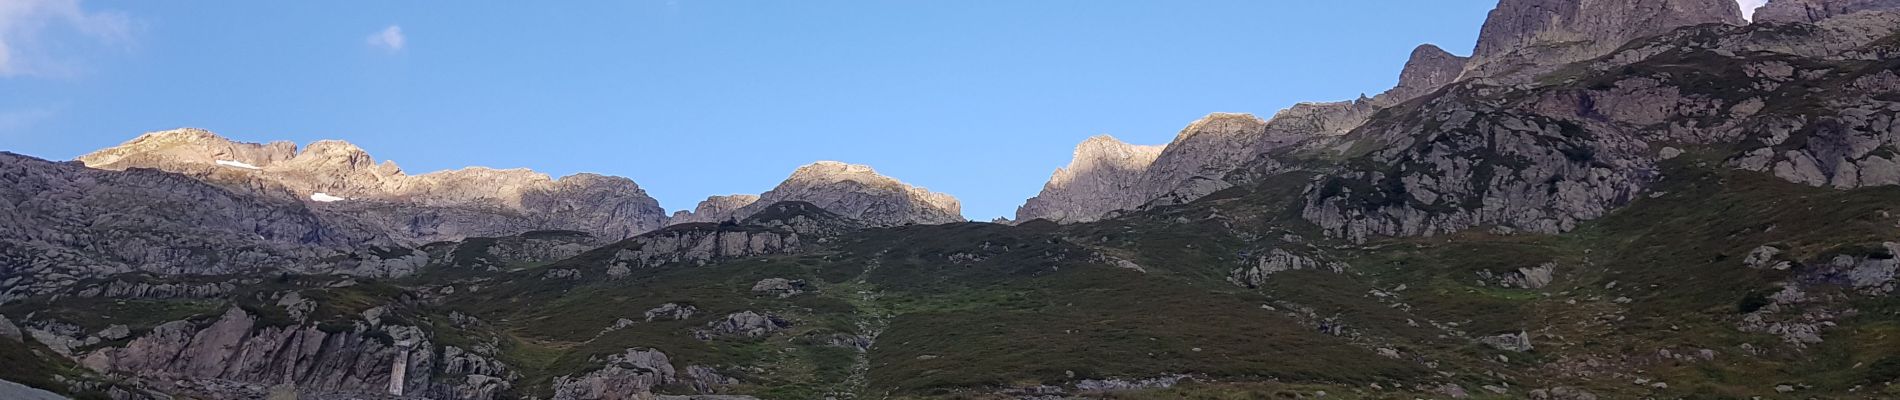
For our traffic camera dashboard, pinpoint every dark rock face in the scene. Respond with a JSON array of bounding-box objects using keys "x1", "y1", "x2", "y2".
[
  {"x1": 1755, "y1": 0, "x2": 1900, "y2": 23},
  {"x1": 80, "y1": 308, "x2": 512, "y2": 400}
]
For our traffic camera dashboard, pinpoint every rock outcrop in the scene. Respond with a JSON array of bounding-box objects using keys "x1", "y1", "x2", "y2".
[
  {"x1": 724, "y1": 161, "x2": 963, "y2": 227},
  {"x1": 425, "y1": 230, "x2": 608, "y2": 271},
  {"x1": 1461, "y1": 0, "x2": 1744, "y2": 81},
  {"x1": 76, "y1": 129, "x2": 669, "y2": 243},
  {"x1": 1754, "y1": 0, "x2": 1900, "y2": 23},
  {"x1": 694, "y1": 311, "x2": 790, "y2": 340},
  {"x1": 603, "y1": 224, "x2": 804, "y2": 273},
  {"x1": 750, "y1": 278, "x2": 807, "y2": 298},
  {"x1": 80, "y1": 308, "x2": 511, "y2": 400},
  {"x1": 1228, "y1": 249, "x2": 1347, "y2": 288},
  {"x1": 551, "y1": 348, "x2": 676, "y2": 400}
]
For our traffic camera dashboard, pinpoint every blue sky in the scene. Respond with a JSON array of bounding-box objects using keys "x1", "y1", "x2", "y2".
[{"x1": 0, "y1": 1, "x2": 1755, "y2": 219}]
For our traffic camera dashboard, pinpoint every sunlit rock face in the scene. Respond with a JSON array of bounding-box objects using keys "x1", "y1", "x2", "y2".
[
  {"x1": 713, "y1": 161, "x2": 964, "y2": 227},
  {"x1": 1014, "y1": 135, "x2": 1163, "y2": 223},
  {"x1": 76, "y1": 128, "x2": 669, "y2": 242}
]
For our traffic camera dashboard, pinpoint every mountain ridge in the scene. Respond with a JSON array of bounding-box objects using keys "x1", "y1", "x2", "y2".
[{"x1": 7, "y1": 1, "x2": 1900, "y2": 399}]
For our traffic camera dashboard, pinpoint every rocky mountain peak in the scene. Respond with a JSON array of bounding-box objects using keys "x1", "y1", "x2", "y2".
[
  {"x1": 1754, "y1": 0, "x2": 1900, "y2": 23},
  {"x1": 1379, "y1": 44, "x2": 1470, "y2": 103},
  {"x1": 730, "y1": 161, "x2": 963, "y2": 227},
  {"x1": 1462, "y1": 0, "x2": 1744, "y2": 81},
  {"x1": 1013, "y1": 135, "x2": 1164, "y2": 223}
]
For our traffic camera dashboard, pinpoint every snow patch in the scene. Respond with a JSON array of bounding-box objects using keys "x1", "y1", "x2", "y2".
[
  {"x1": 310, "y1": 193, "x2": 347, "y2": 202},
  {"x1": 215, "y1": 160, "x2": 261, "y2": 170}
]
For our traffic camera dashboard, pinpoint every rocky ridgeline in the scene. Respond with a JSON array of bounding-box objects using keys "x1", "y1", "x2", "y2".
[
  {"x1": 1303, "y1": 8, "x2": 1900, "y2": 241},
  {"x1": 1018, "y1": 0, "x2": 1897, "y2": 237},
  {"x1": 1755, "y1": 0, "x2": 1900, "y2": 23},
  {"x1": 1462, "y1": 0, "x2": 1744, "y2": 82},
  {"x1": 77, "y1": 129, "x2": 670, "y2": 243},
  {"x1": 1016, "y1": 42, "x2": 1474, "y2": 224},
  {"x1": 677, "y1": 161, "x2": 964, "y2": 227},
  {"x1": 1013, "y1": 135, "x2": 1163, "y2": 223}
]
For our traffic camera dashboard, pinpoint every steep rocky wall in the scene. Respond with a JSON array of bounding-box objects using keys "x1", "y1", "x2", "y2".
[{"x1": 80, "y1": 308, "x2": 511, "y2": 400}]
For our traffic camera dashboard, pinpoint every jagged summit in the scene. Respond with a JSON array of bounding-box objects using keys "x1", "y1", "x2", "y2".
[
  {"x1": 660, "y1": 161, "x2": 965, "y2": 228},
  {"x1": 1461, "y1": 0, "x2": 1744, "y2": 81},
  {"x1": 1014, "y1": 135, "x2": 1164, "y2": 223},
  {"x1": 78, "y1": 128, "x2": 299, "y2": 171},
  {"x1": 1376, "y1": 44, "x2": 1470, "y2": 104}
]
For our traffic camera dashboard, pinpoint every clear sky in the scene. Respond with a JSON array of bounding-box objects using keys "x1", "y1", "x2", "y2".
[{"x1": 0, "y1": 1, "x2": 1762, "y2": 219}]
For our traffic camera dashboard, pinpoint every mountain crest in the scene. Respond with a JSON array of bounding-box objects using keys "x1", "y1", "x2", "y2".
[
  {"x1": 670, "y1": 194, "x2": 762, "y2": 224},
  {"x1": 736, "y1": 161, "x2": 964, "y2": 227},
  {"x1": 1462, "y1": 0, "x2": 1743, "y2": 81},
  {"x1": 78, "y1": 128, "x2": 298, "y2": 170},
  {"x1": 75, "y1": 128, "x2": 668, "y2": 241}
]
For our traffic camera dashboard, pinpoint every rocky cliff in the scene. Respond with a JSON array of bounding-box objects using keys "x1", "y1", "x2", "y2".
[
  {"x1": 80, "y1": 307, "x2": 511, "y2": 400},
  {"x1": 1014, "y1": 135, "x2": 1164, "y2": 223},
  {"x1": 1302, "y1": 9, "x2": 1900, "y2": 242},
  {"x1": 77, "y1": 129, "x2": 669, "y2": 243},
  {"x1": 1754, "y1": 0, "x2": 1900, "y2": 23}
]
